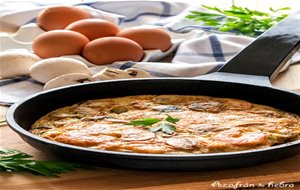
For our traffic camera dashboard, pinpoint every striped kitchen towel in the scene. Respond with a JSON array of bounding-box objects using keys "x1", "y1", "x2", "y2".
[{"x1": 0, "y1": 1, "x2": 299, "y2": 105}]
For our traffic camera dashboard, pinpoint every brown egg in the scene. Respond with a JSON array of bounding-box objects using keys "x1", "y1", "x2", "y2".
[
  {"x1": 37, "y1": 6, "x2": 91, "y2": 31},
  {"x1": 32, "y1": 30, "x2": 89, "y2": 58},
  {"x1": 117, "y1": 28, "x2": 172, "y2": 52},
  {"x1": 83, "y1": 37, "x2": 144, "y2": 65},
  {"x1": 65, "y1": 19, "x2": 120, "y2": 41}
]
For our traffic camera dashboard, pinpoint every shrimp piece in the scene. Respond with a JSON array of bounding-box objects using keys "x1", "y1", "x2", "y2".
[
  {"x1": 54, "y1": 130, "x2": 116, "y2": 147},
  {"x1": 166, "y1": 136, "x2": 198, "y2": 150},
  {"x1": 213, "y1": 128, "x2": 268, "y2": 147},
  {"x1": 125, "y1": 144, "x2": 170, "y2": 154}
]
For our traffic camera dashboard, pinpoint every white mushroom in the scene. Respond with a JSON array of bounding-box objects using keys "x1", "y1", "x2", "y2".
[
  {"x1": 0, "y1": 50, "x2": 40, "y2": 79},
  {"x1": 125, "y1": 68, "x2": 153, "y2": 78},
  {"x1": 44, "y1": 73, "x2": 94, "y2": 90},
  {"x1": 92, "y1": 67, "x2": 152, "y2": 81},
  {"x1": 29, "y1": 57, "x2": 91, "y2": 83}
]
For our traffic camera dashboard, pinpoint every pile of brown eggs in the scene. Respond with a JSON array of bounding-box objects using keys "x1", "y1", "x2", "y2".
[{"x1": 33, "y1": 5, "x2": 172, "y2": 65}]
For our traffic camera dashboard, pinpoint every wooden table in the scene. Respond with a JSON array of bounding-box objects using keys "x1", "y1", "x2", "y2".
[{"x1": 1, "y1": 10, "x2": 300, "y2": 190}]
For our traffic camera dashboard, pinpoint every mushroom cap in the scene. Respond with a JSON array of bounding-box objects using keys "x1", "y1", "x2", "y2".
[
  {"x1": 0, "y1": 50, "x2": 40, "y2": 79},
  {"x1": 92, "y1": 67, "x2": 152, "y2": 81},
  {"x1": 29, "y1": 57, "x2": 91, "y2": 83},
  {"x1": 44, "y1": 73, "x2": 94, "y2": 90}
]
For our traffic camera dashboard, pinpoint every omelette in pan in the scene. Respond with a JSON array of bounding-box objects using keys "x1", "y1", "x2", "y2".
[{"x1": 30, "y1": 95, "x2": 300, "y2": 154}]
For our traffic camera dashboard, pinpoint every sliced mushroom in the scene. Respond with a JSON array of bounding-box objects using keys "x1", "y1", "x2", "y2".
[
  {"x1": 0, "y1": 50, "x2": 40, "y2": 79},
  {"x1": 74, "y1": 106, "x2": 99, "y2": 116},
  {"x1": 110, "y1": 105, "x2": 129, "y2": 114},
  {"x1": 82, "y1": 116, "x2": 108, "y2": 121},
  {"x1": 154, "y1": 95, "x2": 179, "y2": 105},
  {"x1": 50, "y1": 113, "x2": 83, "y2": 119},
  {"x1": 249, "y1": 110, "x2": 283, "y2": 118},
  {"x1": 166, "y1": 136, "x2": 198, "y2": 150},
  {"x1": 125, "y1": 68, "x2": 153, "y2": 78},
  {"x1": 188, "y1": 101, "x2": 224, "y2": 113},
  {"x1": 92, "y1": 67, "x2": 152, "y2": 81},
  {"x1": 224, "y1": 99, "x2": 253, "y2": 110},
  {"x1": 121, "y1": 129, "x2": 155, "y2": 141},
  {"x1": 32, "y1": 125, "x2": 53, "y2": 130},
  {"x1": 44, "y1": 73, "x2": 94, "y2": 90},
  {"x1": 151, "y1": 105, "x2": 180, "y2": 112},
  {"x1": 30, "y1": 57, "x2": 91, "y2": 84},
  {"x1": 104, "y1": 118, "x2": 128, "y2": 123}
]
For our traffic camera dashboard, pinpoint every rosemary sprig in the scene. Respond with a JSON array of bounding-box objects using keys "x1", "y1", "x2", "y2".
[
  {"x1": 0, "y1": 148, "x2": 92, "y2": 177},
  {"x1": 186, "y1": 5, "x2": 290, "y2": 36}
]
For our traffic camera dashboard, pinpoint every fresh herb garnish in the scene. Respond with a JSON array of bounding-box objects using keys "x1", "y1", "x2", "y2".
[
  {"x1": 161, "y1": 123, "x2": 176, "y2": 134},
  {"x1": 186, "y1": 5, "x2": 290, "y2": 36},
  {"x1": 149, "y1": 122, "x2": 176, "y2": 135},
  {"x1": 165, "y1": 115, "x2": 180, "y2": 124},
  {"x1": 125, "y1": 118, "x2": 160, "y2": 126},
  {"x1": 0, "y1": 148, "x2": 92, "y2": 177},
  {"x1": 127, "y1": 115, "x2": 179, "y2": 134}
]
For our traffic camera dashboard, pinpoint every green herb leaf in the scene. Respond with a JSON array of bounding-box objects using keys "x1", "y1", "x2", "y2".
[
  {"x1": 149, "y1": 125, "x2": 163, "y2": 133},
  {"x1": 149, "y1": 122, "x2": 176, "y2": 135},
  {"x1": 161, "y1": 123, "x2": 176, "y2": 135},
  {"x1": 125, "y1": 118, "x2": 160, "y2": 126},
  {"x1": 127, "y1": 116, "x2": 179, "y2": 134},
  {"x1": 0, "y1": 148, "x2": 92, "y2": 177},
  {"x1": 270, "y1": 7, "x2": 291, "y2": 12},
  {"x1": 165, "y1": 115, "x2": 180, "y2": 124},
  {"x1": 185, "y1": 5, "x2": 290, "y2": 37}
]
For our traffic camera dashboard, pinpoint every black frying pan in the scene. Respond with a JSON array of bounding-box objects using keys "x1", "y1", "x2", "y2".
[{"x1": 6, "y1": 12, "x2": 300, "y2": 170}]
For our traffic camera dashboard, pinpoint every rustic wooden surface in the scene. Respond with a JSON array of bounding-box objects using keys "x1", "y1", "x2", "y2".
[{"x1": 1, "y1": 15, "x2": 300, "y2": 190}]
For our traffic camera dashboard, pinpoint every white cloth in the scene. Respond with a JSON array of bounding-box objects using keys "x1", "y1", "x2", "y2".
[{"x1": 0, "y1": 1, "x2": 299, "y2": 104}]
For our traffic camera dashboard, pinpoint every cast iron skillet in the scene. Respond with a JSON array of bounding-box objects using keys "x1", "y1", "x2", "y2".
[{"x1": 6, "y1": 12, "x2": 300, "y2": 170}]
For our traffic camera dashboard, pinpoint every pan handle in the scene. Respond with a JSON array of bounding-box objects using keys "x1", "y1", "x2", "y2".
[{"x1": 218, "y1": 11, "x2": 300, "y2": 82}]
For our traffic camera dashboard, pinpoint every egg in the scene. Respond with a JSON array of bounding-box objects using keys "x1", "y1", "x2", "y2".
[
  {"x1": 37, "y1": 5, "x2": 91, "y2": 31},
  {"x1": 117, "y1": 28, "x2": 172, "y2": 52},
  {"x1": 82, "y1": 37, "x2": 144, "y2": 65},
  {"x1": 32, "y1": 30, "x2": 89, "y2": 58},
  {"x1": 65, "y1": 19, "x2": 120, "y2": 41}
]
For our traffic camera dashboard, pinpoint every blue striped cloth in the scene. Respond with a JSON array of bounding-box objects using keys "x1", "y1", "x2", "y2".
[{"x1": 1, "y1": 1, "x2": 299, "y2": 105}]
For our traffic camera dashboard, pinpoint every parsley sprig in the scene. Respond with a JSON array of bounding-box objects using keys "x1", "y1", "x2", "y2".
[
  {"x1": 125, "y1": 118, "x2": 160, "y2": 126},
  {"x1": 149, "y1": 122, "x2": 176, "y2": 135},
  {"x1": 186, "y1": 5, "x2": 290, "y2": 36},
  {"x1": 126, "y1": 115, "x2": 179, "y2": 134},
  {"x1": 0, "y1": 148, "x2": 92, "y2": 177},
  {"x1": 165, "y1": 115, "x2": 180, "y2": 124}
]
